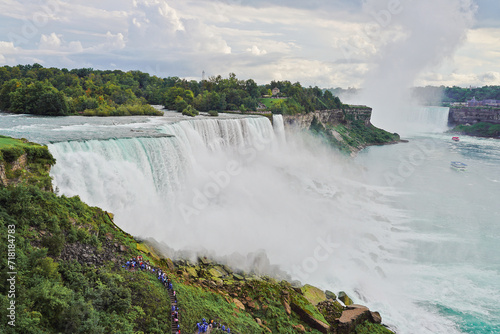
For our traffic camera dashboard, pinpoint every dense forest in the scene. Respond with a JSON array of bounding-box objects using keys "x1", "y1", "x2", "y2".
[
  {"x1": 413, "y1": 85, "x2": 500, "y2": 104},
  {"x1": 0, "y1": 64, "x2": 344, "y2": 117},
  {"x1": 328, "y1": 86, "x2": 500, "y2": 106}
]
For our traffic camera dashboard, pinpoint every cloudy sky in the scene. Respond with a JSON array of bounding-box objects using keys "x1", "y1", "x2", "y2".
[{"x1": 0, "y1": 0, "x2": 499, "y2": 88}]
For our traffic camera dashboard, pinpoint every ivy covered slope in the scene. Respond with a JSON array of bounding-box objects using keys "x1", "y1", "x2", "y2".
[
  {"x1": 450, "y1": 122, "x2": 500, "y2": 138},
  {"x1": 0, "y1": 135, "x2": 55, "y2": 190},
  {"x1": 0, "y1": 136, "x2": 393, "y2": 334}
]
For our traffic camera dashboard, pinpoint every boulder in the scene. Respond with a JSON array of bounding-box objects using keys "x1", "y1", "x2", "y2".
[
  {"x1": 233, "y1": 273, "x2": 245, "y2": 281},
  {"x1": 282, "y1": 300, "x2": 291, "y2": 315},
  {"x1": 209, "y1": 266, "x2": 227, "y2": 278},
  {"x1": 301, "y1": 284, "x2": 327, "y2": 306},
  {"x1": 316, "y1": 300, "x2": 344, "y2": 324},
  {"x1": 291, "y1": 301, "x2": 330, "y2": 334},
  {"x1": 325, "y1": 290, "x2": 337, "y2": 300},
  {"x1": 338, "y1": 291, "x2": 353, "y2": 306},
  {"x1": 165, "y1": 258, "x2": 175, "y2": 271},
  {"x1": 198, "y1": 256, "x2": 212, "y2": 265},
  {"x1": 370, "y1": 311, "x2": 382, "y2": 324},
  {"x1": 185, "y1": 267, "x2": 198, "y2": 278},
  {"x1": 233, "y1": 298, "x2": 245, "y2": 311},
  {"x1": 293, "y1": 324, "x2": 306, "y2": 332},
  {"x1": 337, "y1": 304, "x2": 372, "y2": 334},
  {"x1": 247, "y1": 300, "x2": 260, "y2": 310}
]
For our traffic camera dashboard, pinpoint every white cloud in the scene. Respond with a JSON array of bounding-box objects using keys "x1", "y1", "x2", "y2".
[
  {"x1": 0, "y1": 0, "x2": 498, "y2": 89},
  {"x1": 247, "y1": 45, "x2": 267, "y2": 56},
  {"x1": 39, "y1": 32, "x2": 61, "y2": 49}
]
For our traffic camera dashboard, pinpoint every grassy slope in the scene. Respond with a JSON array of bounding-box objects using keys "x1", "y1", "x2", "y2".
[
  {"x1": 310, "y1": 120, "x2": 400, "y2": 154},
  {"x1": 450, "y1": 122, "x2": 500, "y2": 138}
]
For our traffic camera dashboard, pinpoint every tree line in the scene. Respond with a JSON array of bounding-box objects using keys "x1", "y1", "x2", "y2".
[{"x1": 0, "y1": 64, "x2": 344, "y2": 117}]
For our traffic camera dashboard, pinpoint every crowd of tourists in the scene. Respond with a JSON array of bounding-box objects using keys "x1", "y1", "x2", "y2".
[
  {"x1": 124, "y1": 256, "x2": 236, "y2": 334},
  {"x1": 123, "y1": 256, "x2": 180, "y2": 333},
  {"x1": 196, "y1": 318, "x2": 231, "y2": 333}
]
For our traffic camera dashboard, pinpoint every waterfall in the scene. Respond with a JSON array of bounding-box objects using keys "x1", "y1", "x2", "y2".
[
  {"x1": 272, "y1": 114, "x2": 286, "y2": 144},
  {"x1": 407, "y1": 106, "x2": 450, "y2": 132},
  {"x1": 49, "y1": 117, "x2": 277, "y2": 213}
]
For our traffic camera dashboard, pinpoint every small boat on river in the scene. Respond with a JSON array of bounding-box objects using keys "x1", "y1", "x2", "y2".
[{"x1": 450, "y1": 161, "x2": 467, "y2": 171}]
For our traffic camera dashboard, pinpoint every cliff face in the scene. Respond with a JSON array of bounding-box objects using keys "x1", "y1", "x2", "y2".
[
  {"x1": 0, "y1": 137, "x2": 55, "y2": 190},
  {"x1": 283, "y1": 107, "x2": 372, "y2": 129},
  {"x1": 448, "y1": 106, "x2": 500, "y2": 125},
  {"x1": 0, "y1": 153, "x2": 28, "y2": 186},
  {"x1": 282, "y1": 107, "x2": 399, "y2": 154}
]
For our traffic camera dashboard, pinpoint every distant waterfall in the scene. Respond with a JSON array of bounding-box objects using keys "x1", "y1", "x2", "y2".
[
  {"x1": 272, "y1": 114, "x2": 286, "y2": 144},
  {"x1": 407, "y1": 106, "x2": 450, "y2": 133}
]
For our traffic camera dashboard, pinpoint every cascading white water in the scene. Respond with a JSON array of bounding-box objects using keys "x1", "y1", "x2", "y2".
[
  {"x1": 406, "y1": 106, "x2": 450, "y2": 133},
  {"x1": 272, "y1": 114, "x2": 286, "y2": 144}
]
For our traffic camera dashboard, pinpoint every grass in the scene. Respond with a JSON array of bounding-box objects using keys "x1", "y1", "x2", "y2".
[
  {"x1": 259, "y1": 98, "x2": 281, "y2": 109},
  {"x1": 0, "y1": 135, "x2": 29, "y2": 148},
  {"x1": 355, "y1": 320, "x2": 395, "y2": 334}
]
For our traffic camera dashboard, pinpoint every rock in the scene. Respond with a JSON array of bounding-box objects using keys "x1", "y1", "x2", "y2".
[
  {"x1": 338, "y1": 291, "x2": 353, "y2": 306},
  {"x1": 185, "y1": 267, "x2": 198, "y2": 278},
  {"x1": 165, "y1": 258, "x2": 175, "y2": 271},
  {"x1": 198, "y1": 256, "x2": 211, "y2": 265},
  {"x1": 233, "y1": 298, "x2": 245, "y2": 311},
  {"x1": 370, "y1": 311, "x2": 382, "y2": 324},
  {"x1": 105, "y1": 233, "x2": 114, "y2": 240},
  {"x1": 208, "y1": 266, "x2": 227, "y2": 278},
  {"x1": 337, "y1": 304, "x2": 372, "y2": 334},
  {"x1": 293, "y1": 324, "x2": 306, "y2": 332},
  {"x1": 233, "y1": 273, "x2": 245, "y2": 281},
  {"x1": 316, "y1": 300, "x2": 343, "y2": 324},
  {"x1": 301, "y1": 284, "x2": 327, "y2": 306},
  {"x1": 325, "y1": 290, "x2": 337, "y2": 300},
  {"x1": 291, "y1": 301, "x2": 330, "y2": 334},
  {"x1": 247, "y1": 300, "x2": 260, "y2": 310},
  {"x1": 119, "y1": 245, "x2": 127, "y2": 252},
  {"x1": 255, "y1": 318, "x2": 262, "y2": 325},
  {"x1": 283, "y1": 300, "x2": 291, "y2": 315}
]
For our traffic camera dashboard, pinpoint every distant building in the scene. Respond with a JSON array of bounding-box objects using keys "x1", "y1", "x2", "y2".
[
  {"x1": 467, "y1": 96, "x2": 481, "y2": 107},
  {"x1": 467, "y1": 97, "x2": 500, "y2": 107},
  {"x1": 272, "y1": 87, "x2": 280, "y2": 96},
  {"x1": 483, "y1": 99, "x2": 500, "y2": 107}
]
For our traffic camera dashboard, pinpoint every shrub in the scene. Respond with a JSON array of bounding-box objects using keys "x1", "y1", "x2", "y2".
[
  {"x1": 42, "y1": 233, "x2": 66, "y2": 257},
  {"x1": 182, "y1": 105, "x2": 199, "y2": 117},
  {"x1": 1, "y1": 146, "x2": 25, "y2": 162},
  {"x1": 208, "y1": 110, "x2": 218, "y2": 117}
]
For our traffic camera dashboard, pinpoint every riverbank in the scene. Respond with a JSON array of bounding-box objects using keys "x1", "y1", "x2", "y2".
[{"x1": 449, "y1": 122, "x2": 500, "y2": 139}]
